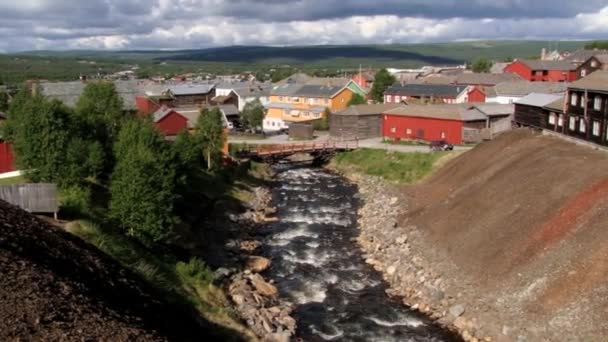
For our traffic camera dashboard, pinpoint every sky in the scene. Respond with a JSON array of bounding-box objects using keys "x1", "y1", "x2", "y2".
[{"x1": 1, "y1": 0, "x2": 608, "y2": 52}]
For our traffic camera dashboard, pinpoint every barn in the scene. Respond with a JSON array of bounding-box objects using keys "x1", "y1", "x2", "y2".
[
  {"x1": 513, "y1": 93, "x2": 565, "y2": 129},
  {"x1": 383, "y1": 104, "x2": 514, "y2": 145},
  {"x1": 330, "y1": 104, "x2": 401, "y2": 140}
]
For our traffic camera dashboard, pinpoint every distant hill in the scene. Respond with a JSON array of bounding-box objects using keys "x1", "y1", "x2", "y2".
[{"x1": 18, "y1": 40, "x2": 588, "y2": 68}]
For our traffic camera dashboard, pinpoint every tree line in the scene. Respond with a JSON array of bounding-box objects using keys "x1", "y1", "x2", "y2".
[{"x1": 3, "y1": 83, "x2": 225, "y2": 246}]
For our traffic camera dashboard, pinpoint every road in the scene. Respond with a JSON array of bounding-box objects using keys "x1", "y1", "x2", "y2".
[{"x1": 229, "y1": 134, "x2": 474, "y2": 153}]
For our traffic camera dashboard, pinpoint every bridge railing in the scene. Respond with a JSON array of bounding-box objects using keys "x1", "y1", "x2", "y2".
[{"x1": 233, "y1": 139, "x2": 359, "y2": 158}]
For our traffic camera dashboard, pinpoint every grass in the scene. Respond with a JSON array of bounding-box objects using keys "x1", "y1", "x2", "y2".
[
  {"x1": 65, "y1": 220, "x2": 249, "y2": 339},
  {"x1": 0, "y1": 175, "x2": 26, "y2": 185},
  {"x1": 332, "y1": 148, "x2": 447, "y2": 184}
]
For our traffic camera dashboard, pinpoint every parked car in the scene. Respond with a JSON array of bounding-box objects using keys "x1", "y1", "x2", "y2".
[{"x1": 429, "y1": 140, "x2": 454, "y2": 151}]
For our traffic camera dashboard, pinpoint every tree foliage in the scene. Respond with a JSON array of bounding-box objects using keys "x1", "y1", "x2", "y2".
[
  {"x1": 0, "y1": 91, "x2": 8, "y2": 111},
  {"x1": 313, "y1": 108, "x2": 332, "y2": 131},
  {"x1": 371, "y1": 69, "x2": 396, "y2": 103},
  {"x1": 584, "y1": 41, "x2": 608, "y2": 50},
  {"x1": 347, "y1": 93, "x2": 367, "y2": 106},
  {"x1": 471, "y1": 58, "x2": 494, "y2": 73},
  {"x1": 194, "y1": 108, "x2": 226, "y2": 170},
  {"x1": 3, "y1": 90, "x2": 103, "y2": 187},
  {"x1": 109, "y1": 119, "x2": 178, "y2": 245},
  {"x1": 240, "y1": 99, "x2": 265, "y2": 131}
]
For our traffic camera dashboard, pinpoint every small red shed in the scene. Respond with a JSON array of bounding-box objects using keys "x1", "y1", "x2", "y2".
[
  {"x1": 467, "y1": 87, "x2": 487, "y2": 103},
  {"x1": 152, "y1": 107, "x2": 189, "y2": 136},
  {"x1": 382, "y1": 104, "x2": 488, "y2": 145},
  {"x1": 0, "y1": 141, "x2": 16, "y2": 174}
]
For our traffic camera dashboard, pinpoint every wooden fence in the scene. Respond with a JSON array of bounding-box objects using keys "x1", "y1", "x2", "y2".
[{"x1": 0, "y1": 183, "x2": 59, "y2": 215}]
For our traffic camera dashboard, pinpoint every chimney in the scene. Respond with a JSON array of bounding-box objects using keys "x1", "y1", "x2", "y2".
[{"x1": 541, "y1": 48, "x2": 547, "y2": 60}]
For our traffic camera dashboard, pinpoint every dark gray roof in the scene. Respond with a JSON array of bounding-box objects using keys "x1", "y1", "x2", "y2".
[
  {"x1": 544, "y1": 98, "x2": 566, "y2": 112},
  {"x1": 168, "y1": 84, "x2": 215, "y2": 96},
  {"x1": 276, "y1": 73, "x2": 312, "y2": 85},
  {"x1": 454, "y1": 73, "x2": 522, "y2": 85},
  {"x1": 385, "y1": 83, "x2": 468, "y2": 98},
  {"x1": 217, "y1": 104, "x2": 239, "y2": 117},
  {"x1": 385, "y1": 104, "x2": 472, "y2": 121},
  {"x1": 39, "y1": 80, "x2": 141, "y2": 111},
  {"x1": 152, "y1": 107, "x2": 176, "y2": 123},
  {"x1": 271, "y1": 83, "x2": 303, "y2": 96},
  {"x1": 569, "y1": 70, "x2": 608, "y2": 92},
  {"x1": 515, "y1": 93, "x2": 564, "y2": 107},
  {"x1": 491, "y1": 81, "x2": 568, "y2": 97},
  {"x1": 334, "y1": 103, "x2": 401, "y2": 116},
  {"x1": 564, "y1": 49, "x2": 608, "y2": 64},
  {"x1": 292, "y1": 84, "x2": 345, "y2": 98},
  {"x1": 471, "y1": 104, "x2": 514, "y2": 117},
  {"x1": 518, "y1": 60, "x2": 576, "y2": 71}
]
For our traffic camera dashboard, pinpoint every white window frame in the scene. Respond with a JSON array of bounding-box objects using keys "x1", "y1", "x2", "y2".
[
  {"x1": 593, "y1": 121, "x2": 600, "y2": 136},
  {"x1": 395, "y1": 96, "x2": 401, "y2": 103},
  {"x1": 579, "y1": 118, "x2": 586, "y2": 133},
  {"x1": 591, "y1": 60, "x2": 598, "y2": 68},
  {"x1": 581, "y1": 69, "x2": 587, "y2": 77},
  {"x1": 558, "y1": 114, "x2": 564, "y2": 127},
  {"x1": 569, "y1": 116, "x2": 576, "y2": 130},
  {"x1": 390, "y1": 127, "x2": 396, "y2": 133},
  {"x1": 406, "y1": 128, "x2": 412, "y2": 135},
  {"x1": 387, "y1": 95, "x2": 393, "y2": 103},
  {"x1": 594, "y1": 96, "x2": 602, "y2": 111},
  {"x1": 571, "y1": 93, "x2": 578, "y2": 106},
  {"x1": 548, "y1": 113, "x2": 556, "y2": 125}
]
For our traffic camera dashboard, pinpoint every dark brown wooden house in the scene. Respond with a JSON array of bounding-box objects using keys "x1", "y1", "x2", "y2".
[
  {"x1": 576, "y1": 55, "x2": 608, "y2": 79},
  {"x1": 166, "y1": 84, "x2": 216, "y2": 108},
  {"x1": 514, "y1": 93, "x2": 565, "y2": 129},
  {"x1": 564, "y1": 70, "x2": 608, "y2": 146},
  {"x1": 330, "y1": 104, "x2": 401, "y2": 140}
]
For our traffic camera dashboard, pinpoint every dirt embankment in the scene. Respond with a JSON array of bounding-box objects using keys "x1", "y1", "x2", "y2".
[
  {"x1": 400, "y1": 129, "x2": 608, "y2": 340},
  {"x1": 0, "y1": 201, "x2": 245, "y2": 341}
]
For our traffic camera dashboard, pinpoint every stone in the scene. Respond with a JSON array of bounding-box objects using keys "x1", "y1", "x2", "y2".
[
  {"x1": 240, "y1": 240, "x2": 262, "y2": 253},
  {"x1": 449, "y1": 304, "x2": 466, "y2": 318},
  {"x1": 453, "y1": 317, "x2": 468, "y2": 330},
  {"x1": 396, "y1": 235, "x2": 408, "y2": 245},
  {"x1": 250, "y1": 274, "x2": 278, "y2": 297},
  {"x1": 390, "y1": 197, "x2": 399, "y2": 205},
  {"x1": 502, "y1": 325, "x2": 512, "y2": 336},
  {"x1": 232, "y1": 294, "x2": 245, "y2": 306},
  {"x1": 427, "y1": 287, "x2": 445, "y2": 302},
  {"x1": 386, "y1": 265, "x2": 397, "y2": 276},
  {"x1": 246, "y1": 256, "x2": 272, "y2": 273},
  {"x1": 214, "y1": 267, "x2": 233, "y2": 279}
]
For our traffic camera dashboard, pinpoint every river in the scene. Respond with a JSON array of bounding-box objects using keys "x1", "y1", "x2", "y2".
[{"x1": 260, "y1": 166, "x2": 459, "y2": 341}]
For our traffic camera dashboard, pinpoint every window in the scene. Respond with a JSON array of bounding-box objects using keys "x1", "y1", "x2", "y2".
[
  {"x1": 309, "y1": 98, "x2": 315, "y2": 105},
  {"x1": 558, "y1": 114, "x2": 564, "y2": 127},
  {"x1": 571, "y1": 93, "x2": 578, "y2": 106},
  {"x1": 593, "y1": 121, "x2": 601, "y2": 136},
  {"x1": 390, "y1": 127, "x2": 396, "y2": 133},
  {"x1": 581, "y1": 69, "x2": 587, "y2": 77},
  {"x1": 387, "y1": 95, "x2": 393, "y2": 103},
  {"x1": 440, "y1": 132, "x2": 446, "y2": 139},
  {"x1": 395, "y1": 96, "x2": 401, "y2": 103},
  {"x1": 279, "y1": 96, "x2": 284, "y2": 102},
  {"x1": 406, "y1": 128, "x2": 412, "y2": 135},
  {"x1": 569, "y1": 116, "x2": 576, "y2": 130},
  {"x1": 594, "y1": 96, "x2": 602, "y2": 111},
  {"x1": 591, "y1": 60, "x2": 598, "y2": 68},
  {"x1": 579, "y1": 118, "x2": 586, "y2": 133},
  {"x1": 548, "y1": 113, "x2": 556, "y2": 125}
]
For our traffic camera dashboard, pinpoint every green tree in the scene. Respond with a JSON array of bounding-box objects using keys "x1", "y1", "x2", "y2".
[
  {"x1": 585, "y1": 41, "x2": 608, "y2": 50},
  {"x1": 241, "y1": 99, "x2": 265, "y2": 131},
  {"x1": 347, "y1": 93, "x2": 366, "y2": 106},
  {"x1": 471, "y1": 58, "x2": 493, "y2": 73},
  {"x1": 0, "y1": 92, "x2": 8, "y2": 111},
  {"x1": 313, "y1": 108, "x2": 332, "y2": 131},
  {"x1": 3, "y1": 90, "x2": 103, "y2": 187},
  {"x1": 109, "y1": 119, "x2": 178, "y2": 245},
  {"x1": 371, "y1": 69, "x2": 396, "y2": 103},
  {"x1": 194, "y1": 108, "x2": 226, "y2": 170}
]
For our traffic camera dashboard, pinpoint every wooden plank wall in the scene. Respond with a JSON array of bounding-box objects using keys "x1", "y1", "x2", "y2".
[{"x1": 0, "y1": 184, "x2": 59, "y2": 213}]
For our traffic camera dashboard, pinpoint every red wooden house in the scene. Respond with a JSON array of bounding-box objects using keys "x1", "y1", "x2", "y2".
[
  {"x1": 504, "y1": 60, "x2": 577, "y2": 82},
  {"x1": 152, "y1": 107, "x2": 189, "y2": 136},
  {"x1": 0, "y1": 141, "x2": 15, "y2": 174}
]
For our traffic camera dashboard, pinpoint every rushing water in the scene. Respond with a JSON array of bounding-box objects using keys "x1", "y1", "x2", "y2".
[{"x1": 261, "y1": 166, "x2": 459, "y2": 342}]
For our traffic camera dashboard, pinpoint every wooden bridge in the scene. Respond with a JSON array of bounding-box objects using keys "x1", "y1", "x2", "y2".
[{"x1": 234, "y1": 141, "x2": 359, "y2": 164}]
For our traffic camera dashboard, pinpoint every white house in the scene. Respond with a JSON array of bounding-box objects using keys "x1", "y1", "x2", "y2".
[
  {"x1": 485, "y1": 81, "x2": 568, "y2": 104},
  {"x1": 215, "y1": 81, "x2": 272, "y2": 111}
]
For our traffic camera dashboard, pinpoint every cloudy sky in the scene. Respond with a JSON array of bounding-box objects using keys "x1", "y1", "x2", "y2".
[{"x1": 1, "y1": 0, "x2": 608, "y2": 52}]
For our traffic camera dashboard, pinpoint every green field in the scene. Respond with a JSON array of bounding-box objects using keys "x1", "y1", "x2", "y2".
[{"x1": 0, "y1": 40, "x2": 589, "y2": 84}]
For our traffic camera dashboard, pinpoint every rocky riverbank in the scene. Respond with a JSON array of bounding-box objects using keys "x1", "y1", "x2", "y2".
[
  {"x1": 340, "y1": 172, "x2": 495, "y2": 342},
  {"x1": 220, "y1": 186, "x2": 297, "y2": 342}
]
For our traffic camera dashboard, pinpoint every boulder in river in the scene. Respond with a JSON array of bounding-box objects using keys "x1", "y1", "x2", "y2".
[
  {"x1": 246, "y1": 256, "x2": 272, "y2": 273},
  {"x1": 249, "y1": 274, "x2": 278, "y2": 297}
]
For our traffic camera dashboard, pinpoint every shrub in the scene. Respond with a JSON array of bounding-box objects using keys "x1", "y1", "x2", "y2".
[{"x1": 59, "y1": 186, "x2": 92, "y2": 218}]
